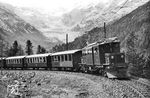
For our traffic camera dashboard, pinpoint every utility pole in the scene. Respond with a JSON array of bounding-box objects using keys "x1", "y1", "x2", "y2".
[
  {"x1": 66, "y1": 34, "x2": 68, "y2": 50},
  {"x1": 104, "y1": 22, "x2": 106, "y2": 38}
]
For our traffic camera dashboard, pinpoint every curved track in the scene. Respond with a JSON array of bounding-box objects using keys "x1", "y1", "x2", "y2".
[{"x1": 1, "y1": 70, "x2": 150, "y2": 98}]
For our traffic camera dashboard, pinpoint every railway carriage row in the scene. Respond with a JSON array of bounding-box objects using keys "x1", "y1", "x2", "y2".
[{"x1": 0, "y1": 37, "x2": 128, "y2": 78}]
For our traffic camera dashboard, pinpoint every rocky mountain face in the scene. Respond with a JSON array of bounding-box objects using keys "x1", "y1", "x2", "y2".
[
  {"x1": 0, "y1": 3, "x2": 61, "y2": 53},
  {"x1": 10, "y1": 0, "x2": 149, "y2": 42},
  {"x1": 72, "y1": 0, "x2": 150, "y2": 56}
]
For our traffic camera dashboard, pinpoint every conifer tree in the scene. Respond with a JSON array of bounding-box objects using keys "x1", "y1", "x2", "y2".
[
  {"x1": 36, "y1": 45, "x2": 47, "y2": 54},
  {"x1": 36, "y1": 45, "x2": 41, "y2": 54},
  {"x1": 25, "y1": 40, "x2": 33, "y2": 55},
  {"x1": 12, "y1": 40, "x2": 19, "y2": 56}
]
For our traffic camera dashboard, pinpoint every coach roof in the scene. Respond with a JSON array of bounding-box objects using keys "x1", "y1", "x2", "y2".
[
  {"x1": 6, "y1": 56, "x2": 26, "y2": 60},
  {"x1": 52, "y1": 49, "x2": 81, "y2": 56},
  {"x1": 26, "y1": 53, "x2": 51, "y2": 58}
]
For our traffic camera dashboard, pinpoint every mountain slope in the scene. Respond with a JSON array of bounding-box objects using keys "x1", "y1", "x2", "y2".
[
  {"x1": 9, "y1": 0, "x2": 149, "y2": 42},
  {"x1": 71, "y1": 0, "x2": 150, "y2": 56},
  {"x1": 0, "y1": 3, "x2": 60, "y2": 53}
]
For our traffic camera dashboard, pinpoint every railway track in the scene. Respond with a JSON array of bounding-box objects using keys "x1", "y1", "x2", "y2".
[{"x1": 1, "y1": 70, "x2": 150, "y2": 98}]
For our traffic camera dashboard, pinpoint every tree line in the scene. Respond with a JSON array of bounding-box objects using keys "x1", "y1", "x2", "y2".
[{"x1": 1, "y1": 40, "x2": 47, "y2": 57}]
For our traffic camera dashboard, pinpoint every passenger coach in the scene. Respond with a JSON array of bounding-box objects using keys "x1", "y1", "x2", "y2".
[
  {"x1": 25, "y1": 53, "x2": 51, "y2": 69},
  {"x1": 5, "y1": 56, "x2": 26, "y2": 69},
  {"x1": 51, "y1": 49, "x2": 82, "y2": 71}
]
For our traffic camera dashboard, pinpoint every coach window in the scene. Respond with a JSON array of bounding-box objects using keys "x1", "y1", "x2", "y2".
[
  {"x1": 54, "y1": 56, "x2": 58, "y2": 61},
  {"x1": 13, "y1": 60, "x2": 14, "y2": 64},
  {"x1": 16, "y1": 59, "x2": 18, "y2": 64},
  {"x1": 65, "y1": 55, "x2": 68, "y2": 61},
  {"x1": 34, "y1": 58, "x2": 36, "y2": 63},
  {"x1": 14, "y1": 59, "x2": 16, "y2": 64},
  {"x1": 37, "y1": 57, "x2": 39, "y2": 63},
  {"x1": 30, "y1": 58, "x2": 32, "y2": 63},
  {"x1": 61, "y1": 55, "x2": 64, "y2": 61},
  {"x1": 43, "y1": 57, "x2": 45, "y2": 62},
  {"x1": 68, "y1": 54, "x2": 72, "y2": 61},
  {"x1": 18, "y1": 59, "x2": 20, "y2": 64},
  {"x1": 42, "y1": 57, "x2": 44, "y2": 63},
  {"x1": 33, "y1": 58, "x2": 35, "y2": 63},
  {"x1": 39, "y1": 57, "x2": 42, "y2": 63},
  {"x1": 32, "y1": 58, "x2": 33, "y2": 63},
  {"x1": 36, "y1": 58, "x2": 38, "y2": 63},
  {"x1": 28, "y1": 58, "x2": 29, "y2": 63},
  {"x1": 29, "y1": 58, "x2": 30, "y2": 63},
  {"x1": 58, "y1": 56, "x2": 60, "y2": 61},
  {"x1": 17, "y1": 59, "x2": 18, "y2": 64}
]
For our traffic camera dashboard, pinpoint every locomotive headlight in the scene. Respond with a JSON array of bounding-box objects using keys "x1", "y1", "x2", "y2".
[
  {"x1": 107, "y1": 66, "x2": 110, "y2": 69},
  {"x1": 121, "y1": 55, "x2": 124, "y2": 58},
  {"x1": 111, "y1": 56, "x2": 114, "y2": 59}
]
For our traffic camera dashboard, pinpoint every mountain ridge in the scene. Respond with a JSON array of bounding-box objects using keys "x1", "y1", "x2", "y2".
[
  {"x1": 0, "y1": 3, "x2": 62, "y2": 53},
  {"x1": 9, "y1": 0, "x2": 149, "y2": 42}
]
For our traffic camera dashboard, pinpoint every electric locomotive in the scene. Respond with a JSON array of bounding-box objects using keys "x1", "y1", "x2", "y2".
[{"x1": 79, "y1": 37, "x2": 128, "y2": 78}]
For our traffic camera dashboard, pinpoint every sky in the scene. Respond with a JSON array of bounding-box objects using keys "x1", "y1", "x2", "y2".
[{"x1": 0, "y1": 0, "x2": 110, "y2": 16}]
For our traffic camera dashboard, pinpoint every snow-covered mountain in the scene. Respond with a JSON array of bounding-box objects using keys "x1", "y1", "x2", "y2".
[
  {"x1": 0, "y1": 0, "x2": 149, "y2": 44},
  {"x1": 9, "y1": 0, "x2": 149, "y2": 42},
  {"x1": 0, "y1": 2, "x2": 62, "y2": 53}
]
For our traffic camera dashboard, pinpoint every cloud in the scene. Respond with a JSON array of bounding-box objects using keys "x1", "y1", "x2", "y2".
[{"x1": 0, "y1": 0, "x2": 110, "y2": 16}]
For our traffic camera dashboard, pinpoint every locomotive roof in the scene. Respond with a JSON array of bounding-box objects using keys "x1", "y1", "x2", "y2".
[
  {"x1": 26, "y1": 53, "x2": 51, "y2": 58},
  {"x1": 52, "y1": 49, "x2": 81, "y2": 56},
  {"x1": 6, "y1": 56, "x2": 26, "y2": 60},
  {"x1": 83, "y1": 37, "x2": 119, "y2": 49}
]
